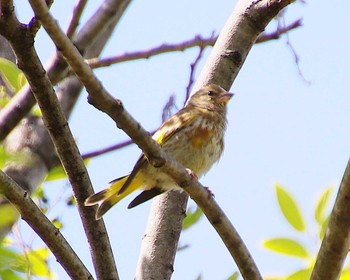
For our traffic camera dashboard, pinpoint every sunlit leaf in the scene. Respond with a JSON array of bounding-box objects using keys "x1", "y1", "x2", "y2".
[
  {"x1": 286, "y1": 268, "x2": 312, "y2": 280},
  {"x1": 0, "y1": 58, "x2": 27, "y2": 92},
  {"x1": 275, "y1": 184, "x2": 306, "y2": 232},
  {"x1": 0, "y1": 247, "x2": 26, "y2": 272},
  {"x1": 45, "y1": 164, "x2": 67, "y2": 181},
  {"x1": 31, "y1": 105, "x2": 43, "y2": 117},
  {"x1": 0, "y1": 269, "x2": 23, "y2": 280},
  {"x1": 340, "y1": 269, "x2": 350, "y2": 280},
  {"x1": 52, "y1": 218, "x2": 64, "y2": 229},
  {"x1": 26, "y1": 248, "x2": 51, "y2": 276},
  {"x1": 227, "y1": 271, "x2": 239, "y2": 280},
  {"x1": 314, "y1": 186, "x2": 333, "y2": 226},
  {"x1": 0, "y1": 204, "x2": 19, "y2": 230},
  {"x1": 263, "y1": 237, "x2": 309, "y2": 258},
  {"x1": 183, "y1": 206, "x2": 203, "y2": 230},
  {"x1": 46, "y1": 159, "x2": 90, "y2": 182}
]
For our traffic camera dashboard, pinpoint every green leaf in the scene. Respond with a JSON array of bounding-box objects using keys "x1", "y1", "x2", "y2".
[
  {"x1": 46, "y1": 159, "x2": 90, "y2": 181},
  {"x1": 183, "y1": 206, "x2": 203, "y2": 230},
  {"x1": 263, "y1": 237, "x2": 309, "y2": 258},
  {"x1": 0, "y1": 58, "x2": 27, "y2": 92},
  {"x1": 0, "y1": 269, "x2": 23, "y2": 280},
  {"x1": 0, "y1": 247, "x2": 26, "y2": 272},
  {"x1": 31, "y1": 105, "x2": 43, "y2": 117},
  {"x1": 275, "y1": 184, "x2": 306, "y2": 231},
  {"x1": 340, "y1": 269, "x2": 350, "y2": 280},
  {"x1": 25, "y1": 248, "x2": 51, "y2": 276},
  {"x1": 45, "y1": 164, "x2": 67, "y2": 181},
  {"x1": 227, "y1": 272, "x2": 239, "y2": 280},
  {"x1": 0, "y1": 204, "x2": 19, "y2": 230},
  {"x1": 286, "y1": 268, "x2": 312, "y2": 280},
  {"x1": 52, "y1": 218, "x2": 64, "y2": 229},
  {"x1": 314, "y1": 186, "x2": 333, "y2": 226}
]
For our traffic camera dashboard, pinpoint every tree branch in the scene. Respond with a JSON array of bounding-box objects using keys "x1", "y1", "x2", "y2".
[
  {"x1": 0, "y1": 0, "x2": 133, "y2": 278},
  {"x1": 311, "y1": 158, "x2": 350, "y2": 280},
  {"x1": 0, "y1": 170, "x2": 93, "y2": 280},
  {"x1": 65, "y1": 0, "x2": 88, "y2": 39},
  {"x1": 87, "y1": 18, "x2": 302, "y2": 69},
  {"x1": 28, "y1": 1, "x2": 296, "y2": 280},
  {"x1": 0, "y1": 0, "x2": 131, "y2": 141}
]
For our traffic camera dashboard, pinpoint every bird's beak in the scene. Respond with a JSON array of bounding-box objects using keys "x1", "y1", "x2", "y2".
[{"x1": 219, "y1": 92, "x2": 234, "y2": 105}]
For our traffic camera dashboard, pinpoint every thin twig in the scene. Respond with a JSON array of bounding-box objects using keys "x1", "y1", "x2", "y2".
[
  {"x1": 87, "y1": 19, "x2": 302, "y2": 70},
  {"x1": 0, "y1": 170, "x2": 93, "y2": 280},
  {"x1": 66, "y1": 0, "x2": 88, "y2": 39},
  {"x1": 280, "y1": 18, "x2": 310, "y2": 84},
  {"x1": 81, "y1": 129, "x2": 156, "y2": 160},
  {"x1": 87, "y1": 34, "x2": 216, "y2": 68},
  {"x1": 184, "y1": 47, "x2": 204, "y2": 104},
  {"x1": 161, "y1": 95, "x2": 176, "y2": 123},
  {"x1": 256, "y1": 18, "x2": 302, "y2": 43}
]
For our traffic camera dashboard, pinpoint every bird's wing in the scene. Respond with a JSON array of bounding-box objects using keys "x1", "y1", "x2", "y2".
[
  {"x1": 118, "y1": 109, "x2": 193, "y2": 195},
  {"x1": 153, "y1": 109, "x2": 193, "y2": 145}
]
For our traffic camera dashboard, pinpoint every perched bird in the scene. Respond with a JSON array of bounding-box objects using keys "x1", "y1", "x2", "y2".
[{"x1": 85, "y1": 84, "x2": 233, "y2": 219}]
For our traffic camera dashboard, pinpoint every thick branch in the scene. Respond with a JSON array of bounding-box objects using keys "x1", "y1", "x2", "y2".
[
  {"x1": 311, "y1": 158, "x2": 350, "y2": 280},
  {"x1": 28, "y1": 0, "x2": 296, "y2": 279},
  {"x1": 0, "y1": 170, "x2": 93, "y2": 280}
]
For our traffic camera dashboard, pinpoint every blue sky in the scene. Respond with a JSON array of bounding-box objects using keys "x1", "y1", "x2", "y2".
[{"x1": 13, "y1": 0, "x2": 350, "y2": 279}]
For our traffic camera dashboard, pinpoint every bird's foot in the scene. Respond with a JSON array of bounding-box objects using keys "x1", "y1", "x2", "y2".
[
  {"x1": 203, "y1": 186, "x2": 215, "y2": 199},
  {"x1": 185, "y1": 168, "x2": 198, "y2": 180}
]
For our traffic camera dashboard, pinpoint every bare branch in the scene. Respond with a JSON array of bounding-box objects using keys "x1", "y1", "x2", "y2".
[
  {"x1": 66, "y1": 0, "x2": 88, "y2": 39},
  {"x1": 28, "y1": 1, "x2": 296, "y2": 280},
  {"x1": 184, "y1": 47, "x2": 204, "y2": 104},
  {"x1": 135, "y1": 191, "x2": 188, "y2": 279},
  {"x1": 87, "y1": 34, "x2": 216, "y2": 68},
  {"x1": 311, "y1": 158, "x2": 350, "y2": 280},
  {"x1": 0, "y1": 1, "x2": 132, "y2": 278},
  {"x1": 87, "y1": 18, "x2": 302, "y2": 70},
  {"x1": 0, "y1": 170, "x2": 93, "y2": 280},
  {"x1": 0, "y1": 0, "x2": 131, "y2": 141},
  {"x1": 256, "y1": 18, "x2": 302, "y2": 43}
]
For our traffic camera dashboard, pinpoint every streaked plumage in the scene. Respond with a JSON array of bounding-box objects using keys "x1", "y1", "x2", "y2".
[{"x1": 85, "y1": 84, "x2": 233, "y2": 219}]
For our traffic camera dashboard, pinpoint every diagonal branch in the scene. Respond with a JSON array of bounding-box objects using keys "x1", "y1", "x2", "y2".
[
  {"x1": 0, "y1": 170, "x2": 93, "y2": 280},
  {"x1": 0, "y1": 1, "x2": 130, "y2": 278},
  {"x1": 28, "y1": 1, "x2": 296, "y2": 280},
  {"x1": 311, "y1": 158, "x2": 350, "y2": 280}
]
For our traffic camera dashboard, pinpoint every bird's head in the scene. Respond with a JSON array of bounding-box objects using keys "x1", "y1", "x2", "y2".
[{"x1": 187, "y1": 84, "x2": 234, "y2": 112}]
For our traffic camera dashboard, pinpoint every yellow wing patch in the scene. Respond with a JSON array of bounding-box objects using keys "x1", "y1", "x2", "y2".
[{"x1": 153, "y1": 110, "x2": 193, "y2": 145}]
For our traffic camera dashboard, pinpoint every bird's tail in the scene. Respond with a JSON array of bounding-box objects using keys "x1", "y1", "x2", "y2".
[{"x1": 85, "y1": 175, "x2": 136, "y2": 219}]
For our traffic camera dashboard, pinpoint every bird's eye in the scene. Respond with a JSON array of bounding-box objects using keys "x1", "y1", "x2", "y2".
[{"x1": 207, "y1": 90, "x2": 214, "y2": 96}]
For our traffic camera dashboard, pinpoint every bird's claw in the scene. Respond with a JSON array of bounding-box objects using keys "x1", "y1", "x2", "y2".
[
  {"x1": 186, "y1": 168, "x2": 198, "y2": 180},
  {"x1": 203, "y1": 186, "x2": 215, "y2": 199}
]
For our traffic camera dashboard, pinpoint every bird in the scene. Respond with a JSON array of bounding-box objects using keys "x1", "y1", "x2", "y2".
[{"x1": 85, "y1": 84, "x2": 233, "y2": 219}]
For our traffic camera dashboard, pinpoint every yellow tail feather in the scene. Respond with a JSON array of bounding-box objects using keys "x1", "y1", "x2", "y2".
[{"x1": 84, "y1": 175, "x2": 142, "y2": 219}]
